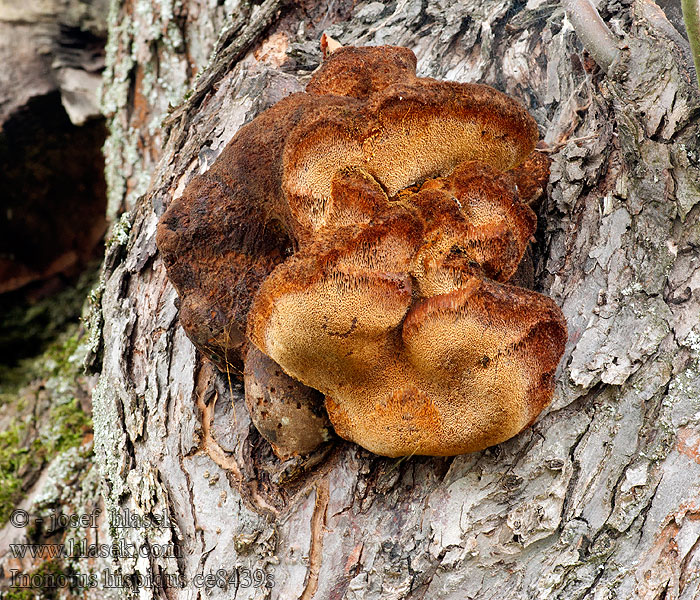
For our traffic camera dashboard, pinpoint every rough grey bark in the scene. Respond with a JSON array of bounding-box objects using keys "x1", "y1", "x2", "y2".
[{"x1": 92, "y1": 0, "x2": 700, "y2": 598}]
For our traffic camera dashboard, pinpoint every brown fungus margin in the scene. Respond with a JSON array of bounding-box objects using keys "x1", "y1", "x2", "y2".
[{"x1": 156, "y1": 45, "x2": 567, "y2": 458}]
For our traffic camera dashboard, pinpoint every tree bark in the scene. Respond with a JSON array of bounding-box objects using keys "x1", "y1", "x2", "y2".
[{"x1": 93, "y1": 0, "x2": 700, "y2": 598}]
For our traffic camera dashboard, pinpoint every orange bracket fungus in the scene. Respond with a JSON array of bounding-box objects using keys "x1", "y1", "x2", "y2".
[{"x1": 156, "y1": 45, "x2": 568, "y2": 458}]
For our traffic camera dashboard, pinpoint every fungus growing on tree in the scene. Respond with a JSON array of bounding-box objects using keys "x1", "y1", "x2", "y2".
[{"x1": 156, "y1": 45, "x2": 568, "y2": 458}]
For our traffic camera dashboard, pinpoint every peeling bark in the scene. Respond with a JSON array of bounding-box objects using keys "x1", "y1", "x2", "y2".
[{"x1": 91, "y1": 0, "x2": 700, "y2": 598}]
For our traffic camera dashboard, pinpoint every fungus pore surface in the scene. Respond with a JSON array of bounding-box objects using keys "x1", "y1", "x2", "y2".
[{"x1": 156, "y1": 45, "x2": 568, "y2": 458}]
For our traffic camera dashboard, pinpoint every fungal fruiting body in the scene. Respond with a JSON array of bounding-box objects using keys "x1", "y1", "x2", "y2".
[{"x1": 156, "y1": 45, "x2": 568, "y2": 458}]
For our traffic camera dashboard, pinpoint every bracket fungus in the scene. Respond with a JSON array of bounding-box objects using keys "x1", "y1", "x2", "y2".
[{"x1": 156, "y1": 45, "x2": 568, "y2": 458}]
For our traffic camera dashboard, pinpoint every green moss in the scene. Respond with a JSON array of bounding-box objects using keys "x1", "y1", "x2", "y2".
[
  {"x1": 0, "y1": 474, "x2": 22, "y2": 525},
  {"x1": 0, "y1": 264, "x2": 98, "y2": 367},
  {"x1": 0, "y1": 407, "x2": 91, "y2": 525},
  {"x1": 0, "y1": 330, "x2": 92, "y2": 526},
  {"x1": 46, "y1": 398, "x2": 92, "y2": 456},
  {"x1": 0, "y1": 421, "x2": 36, "y2": 524},
  {"x1": 0, "y1": 359, "x2": 42, "y2": 406},
  {"x1": 4, "y1": 584, "x2": 36, "y2": 600},
  {"x1": 0, "y1": 327, "x2": 81, "y2": 406},
  {"x1": 5, "y1": 560, "x2": 72, "y2": 600}
]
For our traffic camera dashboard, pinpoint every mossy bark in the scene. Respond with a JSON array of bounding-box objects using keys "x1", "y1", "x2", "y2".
[{"x1": 90, "y1": 0, "x2": 700, "y2": 598}]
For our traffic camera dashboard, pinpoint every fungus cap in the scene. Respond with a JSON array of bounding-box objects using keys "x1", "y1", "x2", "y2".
[
  {"x1": 156, "y1": 44, "x2": 566, "y2": 457},
  {"x1": 248, "y1": 180, "x2": 567, "y2": 457}
]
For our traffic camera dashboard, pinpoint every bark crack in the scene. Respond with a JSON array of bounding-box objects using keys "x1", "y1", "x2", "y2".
[
  {"x1": 300, "y1": 478, "x2": 329, "y2": 600},
  {"x1": 195, "y1": 375, "x2": 279, "y2": 517},
  {"x1": 557, "y1": 390, "x2": 601, "y2": 527},
  {"x1": 634, "y1": 478, "x2": 663, "y2": 548}
]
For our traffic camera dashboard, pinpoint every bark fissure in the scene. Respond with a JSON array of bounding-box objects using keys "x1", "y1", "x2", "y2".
[{"x1": 299, "y1": 478, "x2": 329, "y2": 600}]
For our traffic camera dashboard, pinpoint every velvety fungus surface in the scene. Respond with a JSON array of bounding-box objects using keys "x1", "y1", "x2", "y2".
[{"x1": 157, "y1": 45, "x2": 567, "y2": 458}]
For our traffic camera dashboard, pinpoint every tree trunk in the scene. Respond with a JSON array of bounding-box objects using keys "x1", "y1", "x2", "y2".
[{"x1": 92, "y1": 0, "x2": 700, "y2": 598}]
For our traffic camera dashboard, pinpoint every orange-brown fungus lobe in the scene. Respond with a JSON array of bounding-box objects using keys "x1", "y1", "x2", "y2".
[{"x1": 157, "y1": 45, "x2": 567, "y2": 458}]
